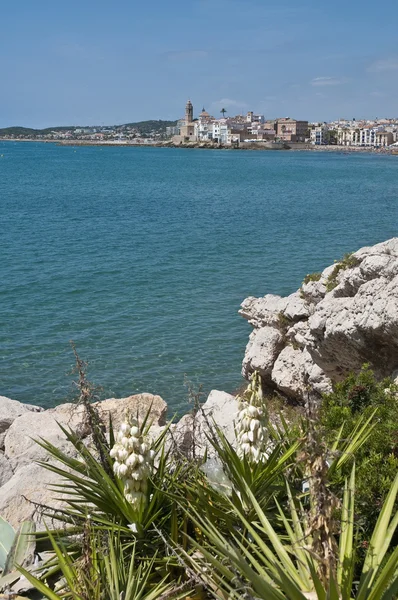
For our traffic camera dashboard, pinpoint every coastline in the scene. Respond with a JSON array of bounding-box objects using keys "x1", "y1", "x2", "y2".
[{"x1": 1, "y1": 138, "x2": 396, "y2": 154}]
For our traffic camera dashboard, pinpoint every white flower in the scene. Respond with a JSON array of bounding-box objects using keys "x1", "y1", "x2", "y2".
[
  {"x1": 235, "y1": 371, "x2": 268, "y2": 464},
  {"x1": 110, "y1": 415, "x2": 154, "y2": 510}
]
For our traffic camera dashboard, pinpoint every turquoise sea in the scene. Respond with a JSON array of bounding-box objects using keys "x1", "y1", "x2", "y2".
[{"x1": 1, "y1": 142, "x2": 397, "y2": 412}]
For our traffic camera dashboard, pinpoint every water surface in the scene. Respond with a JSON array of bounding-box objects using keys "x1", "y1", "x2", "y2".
[{"x1": 1, "y1": 143, "x2": 397, "y2": 412}]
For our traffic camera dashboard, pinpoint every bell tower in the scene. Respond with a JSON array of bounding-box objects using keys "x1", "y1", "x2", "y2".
[{"x1": 185, "y1": 99, "x2": 193, "y2": 124}]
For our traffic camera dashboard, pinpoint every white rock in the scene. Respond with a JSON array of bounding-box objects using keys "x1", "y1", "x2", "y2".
[
  {"x1": 0, "y1": 396, "x2": 42, "y2": 436},
  {"x1": 271, "y1": 347, "x2": 331, "y2": 400},
  {"x1": 0, "y1": 463, "x2": 67, "y2": 529},
  {"x1": 242, "y1": 327, "x2": 283, "y2": 381},
  {"x1": 174, "y1": 390, "x2": 239, "y2": 458},
  {"x1": 4, "y1": 394, "x2": 167, "y2": 470},
  {"x1": 242, "y1": 238, "x2": 398, "y2": 400},
  {"x1": 0, "y1": 451, "x2": 13, "y2": 486}
]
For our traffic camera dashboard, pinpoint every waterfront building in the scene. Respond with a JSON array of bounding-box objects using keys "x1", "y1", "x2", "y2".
[
  {"x1": 375, "y1": 131, "x2": 393, "y2": 146},
  {"x1": 172, "y1": 100, "x2": 197, "y2": 143},
  {"x1": 310, "y1": 123, "x2": 329, "y2": 145},
  {"x1": 275, "y1": 118, "x2": 309, "y2": 142}
]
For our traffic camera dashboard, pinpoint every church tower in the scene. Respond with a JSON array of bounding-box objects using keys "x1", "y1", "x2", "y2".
[{"x1": 185, "y1": 99, "x2": 193, "y2": 124}]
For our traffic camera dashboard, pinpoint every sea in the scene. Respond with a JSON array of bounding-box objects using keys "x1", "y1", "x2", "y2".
[{"x1": 1, "y1": 142, "x2": 397, "y2": 413}]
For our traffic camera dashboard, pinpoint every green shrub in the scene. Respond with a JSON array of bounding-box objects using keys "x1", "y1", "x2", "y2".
[
  {"x1": 326, "y1": 252, "x2": 360, "y2": 292},
  {"x1": 321, "y1": 364, "x2": 398, "y2": 539},
  {"x1": 302, "y1": 271, "x2": 322, "y2": 285}
]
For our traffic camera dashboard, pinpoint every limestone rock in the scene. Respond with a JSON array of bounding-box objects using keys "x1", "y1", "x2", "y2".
[
  {"x1": 242, "y1": 327, "x2": 284, "y2": 381},
  {"x1": 174, "y1": 390, "x2": 239, "y2": 458},
  {"x1": 271, "y1": 347, "x2": 332, "y2": 400},
  {"x1": 0, "y1": 463, "x2": 66, "y2": 529},
  {"x1": 4, "y1": 393, "x2": 167, "y2": 470},
  {"x1": 95, "y1": 393, "x2": 167, "y2": 429},
  {"x1": 241, "y1": 238, "x2": 398, "y2": 400},
  {"x1": 4, "y1": 403, "x2": 85, "y2": 470},
  {"x1": 0, "y1": 393, "x2": 168, "y2": 529},
  {"x1": 0, "y1": 396, "x2": 42, "y2": 449},
  {"x1": 0, "y1": 451, "x2": 13, "y2": 486}
]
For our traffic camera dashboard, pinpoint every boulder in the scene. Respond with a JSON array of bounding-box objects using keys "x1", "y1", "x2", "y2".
[
  {"x1": 173, "y1": 390, "x2": 239, "y2": 458},
  {"x1": 242, "y1": 327, "x2": 283, "y2": 381},
  {"x1": 271, "y1": 346, "x2": 332, "y2": 400},
  {"x1": 95, "y1": 393, "x2": 167, "y2": 430},
  {"x1": 3, "y1": 393, "x2": 167, "y2": 470},
  {"x1": 0, "y1": 396, "x2": 42, "y2": 449},
  {"x1": 0, "y1": 451, "x2": 13, "y2": 486},
  {"x1": 241, "y1": 238, "x2": 398, "y2": 400},
  {"x1": 0, "y1": 393, "x2": 168, "y2": 528},
  {"x1": 0, "y1": 463, "x2": 67, "y2": 529}
]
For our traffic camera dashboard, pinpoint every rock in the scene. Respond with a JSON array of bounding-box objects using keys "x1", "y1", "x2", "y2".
[
  {"x1": 0, "y1": 396, "x2": 42, "y2": 449},
  {"x1": 0, "y1": 463, "x2": 66, "y2": 529},
  {"x1": 95, "y1": 393, "x2": 167, "y2": 430},
  {"x1": 241, "y1": 238, "x2": 398, "y2": 400},
  {"x1": 173, "y1": 390, "x2": 239, "y2": 458},
  {"x1": 4, "y1": 403, "x2": 85, "y2": 470},
  {"x1": 240, "y1": 294, "x2": 288, "y2": 328},
  {"x1": 242, "y1": 327, "x2": 284, "y2": 381},
  {"x1": 0, "y1": 451, "x2": 13, "y2": 486},
  {"x1": 305, "y1": 274, "x2": 398, "y2": 380},
  {"x1": 0, "y1": 393, "x2": 168, "y2": 529},
  {"x1": 3, "y1": 393, "x2": 167, "y2": 470},
  {"x1": 271, "y1": 347, "x2": 332, "y2": 400}
]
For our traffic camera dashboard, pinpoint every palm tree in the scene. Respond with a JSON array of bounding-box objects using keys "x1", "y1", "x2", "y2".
[{"x1": 220, "y1": 108, "x2": 227, "y2": 118}]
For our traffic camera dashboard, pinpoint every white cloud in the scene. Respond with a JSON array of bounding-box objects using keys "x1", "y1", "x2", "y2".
[
  {"x1": 368, "y1": 58, "x2": 398, "y2": 72},
  {"x1": 211, "y1": 98, "x2": 248, "y2": 110},
  {"x1": 311, "y1": 76, "x2": 343, "y2": 86}
]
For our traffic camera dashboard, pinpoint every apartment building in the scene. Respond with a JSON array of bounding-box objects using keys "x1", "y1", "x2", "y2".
[{"x1": 275, "y1": 118, "x2": 309, "y2": 142}]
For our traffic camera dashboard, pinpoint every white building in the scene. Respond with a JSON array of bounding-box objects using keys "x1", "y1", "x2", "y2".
[{"x1": 310, "y1": 124, "x2": 328, "y2": 145}]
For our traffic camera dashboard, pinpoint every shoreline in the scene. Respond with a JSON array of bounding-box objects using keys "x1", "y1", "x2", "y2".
[{"x1": 0, "y1": 138, "x2": 396, "y2": 155}]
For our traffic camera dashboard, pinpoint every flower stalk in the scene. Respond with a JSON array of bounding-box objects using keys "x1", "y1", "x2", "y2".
[
  {"x1": 110, "y1": 416, "x2": 155, "y2": 510},
  {"x1": 235, "y1": 371, "x2": 268, "y2": 463}
]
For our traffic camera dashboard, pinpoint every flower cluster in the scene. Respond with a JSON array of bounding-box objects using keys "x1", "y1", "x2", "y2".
[
  {"x1": 110, "y1": 416, "x2": 155, "y2": 510},
  {"x1": 235, "y1": 371, "x2": 268, "y2": 463}
]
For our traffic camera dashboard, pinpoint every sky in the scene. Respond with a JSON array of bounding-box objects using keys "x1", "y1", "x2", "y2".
[{"x1": 1, "y1": 0, "x2": 398, "y2": 128}]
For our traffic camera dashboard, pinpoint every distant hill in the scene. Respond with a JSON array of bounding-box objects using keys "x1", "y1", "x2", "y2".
[
  {"x1": 0, "y1": 120, "x2": 177, "y2": 137},
  {"x1": 123, "y1": 120, "x2": 177, "y2": 135},
  {"x1": 0, "y1": 126, "x2": 76, "y2": 136}
]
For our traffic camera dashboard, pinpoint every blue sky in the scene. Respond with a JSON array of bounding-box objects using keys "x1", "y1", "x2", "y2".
[{"x1": 1, "y1": 0, "x2": 397, "y2": 127}]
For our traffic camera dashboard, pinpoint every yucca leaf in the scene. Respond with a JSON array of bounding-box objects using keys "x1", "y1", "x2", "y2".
[
  {"x1": 17, "y1": 564, "x2": 63, "y2": 600},
  {"x1": 3, "y1": 519, "x2": 35, "y2": 577},
  {"x1": 0, "y1": 516, "x2": 15, "y2": 570},
  {"x1": 367, "y1": 544, "x2": 398, "y2": 600},
  {"x1": 328, "y1": 409, "x2": 377, "y2": 476},
  {"x1": 361, "y1": 471, "x2": 398, "y2": 587},
  {"x1": 337, "y1": 465, "x2": 355, "y2": 599}
]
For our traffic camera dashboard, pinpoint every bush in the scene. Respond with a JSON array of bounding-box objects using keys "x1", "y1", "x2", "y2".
[
  {"x1": 321, "y1": 364, "x2": 398, "y2": 538},
  {"x1": 326, "y1": 252, "x2": 360, "y2": 292},
  {"x1": 302, "y1": 271, "x2": 322, "y2": 285}
]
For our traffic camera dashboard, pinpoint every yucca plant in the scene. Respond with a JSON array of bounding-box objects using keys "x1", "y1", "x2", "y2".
[
  {"x1": 179, "y1": 372, "x2": 376, "y2": 542},
  {"x1": 182, "y1": 466, "x2": 398, "y2": 599},
  {"x1": 178, "y1": 382, "x2": 396, "y2": 600},
  {"x1": 19, "y1": 525, "x2": 186, "y2": 600},
  {"x1": 31, "y1": 414, "x2": 197, "y2": 594}
]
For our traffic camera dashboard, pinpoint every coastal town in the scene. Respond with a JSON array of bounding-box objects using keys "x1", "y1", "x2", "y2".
[{"x1": 1, "y1": 99, "x2": 398, "y2": 150}]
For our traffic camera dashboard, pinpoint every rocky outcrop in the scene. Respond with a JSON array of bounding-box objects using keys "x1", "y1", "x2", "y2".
[
  {"x1": 0, "y1": 396, "x2": 42, "y2": 450},
  {"x1": 0, "y1": 391, "x2": 238, "y2": 528},
  {"x1": 241, "y1": 238, "x2": 398, "y2": 400},
  {"x1": 173, "y1": 390, "x2": 239, "y2": 457},
  {"x1": 0, "y1": 393, "x2": 167, "y2": 528}
]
